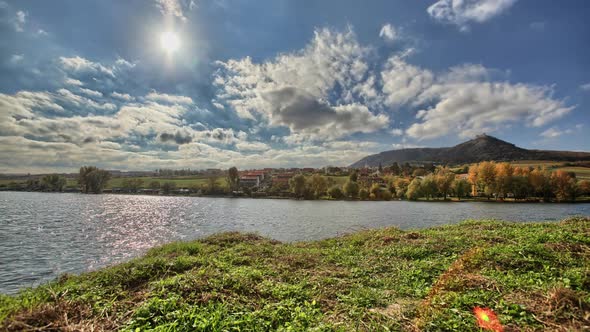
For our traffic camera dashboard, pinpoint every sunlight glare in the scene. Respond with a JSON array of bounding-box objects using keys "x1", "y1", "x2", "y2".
[{"x1": 160, "y1": 31, "x2": 180, "y2": 54}]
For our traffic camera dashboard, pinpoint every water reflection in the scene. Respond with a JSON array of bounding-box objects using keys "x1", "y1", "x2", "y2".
[{"x1": 0, "y1": 192, "x2": 588, "y2": 294}]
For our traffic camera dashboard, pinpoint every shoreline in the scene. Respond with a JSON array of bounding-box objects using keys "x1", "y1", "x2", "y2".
[{"x1": 2, "y1": 189, "x2": 590, "y2": 203}]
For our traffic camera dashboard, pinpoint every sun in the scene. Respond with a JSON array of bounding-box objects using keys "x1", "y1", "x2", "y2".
[{"x1": 160, "y1": 31, "x2": 180, "y2": 54}]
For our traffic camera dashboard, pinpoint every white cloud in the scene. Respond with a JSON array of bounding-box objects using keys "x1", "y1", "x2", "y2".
[
  {"x1": 540, "y1": 125, "x2": 582, "y2": 139},
  {"x1": 79, "y1": 88, "x2": 103, "y2": 98},
  {"x1": 381, "y1": 55, "x2": 434, "y2": 108},
  {"x1": 580, "y1": 83, "x2": 590, "y2": 91},
  {"x1": 35, "y1": 29, "x2": 48, "y2": 36},
  {"x1": 390, "y1": 128, "x2": 403, "y2": 136},
  {"x1": 215, "y1": 27, "x2": 389, "y2": 141},
  {"x1": 145, "y1": 91, "x2": 193, "y2": 105},
  {"x1": 111, "y1": 91, "x2": 134, "y2": 101},
  {"x1": 64, "y1": 78, "x2": 84, "y2": 86},
  {"x1": 235, "y1": 141, "x2": 270, "y2": 152},
  {"x1": 427, "y1": 0, "x2": 518, "y2": 31},
  {"x1": 9, "y1": 54, "x2": 23, "y2": 64},
  {"x1": 154, "y1": 0, "x2": 187, "y2": 21},
  {"x1": 379, "y1": 23, "x2": 397, "y2": 42},
  {"x1": 14, "y1": 10, "x2": 26, "y2": 32},
  {"x1": 406, "y1": 82, "x2": 573, "y2": 140},
  {"x1": 59, "y1": 56, "x2": 115, "y2": 77}
]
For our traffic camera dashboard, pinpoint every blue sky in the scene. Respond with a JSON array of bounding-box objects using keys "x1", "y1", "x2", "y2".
[{"x1": 0, "y1": 0, "x2": 588, "y2": 172}]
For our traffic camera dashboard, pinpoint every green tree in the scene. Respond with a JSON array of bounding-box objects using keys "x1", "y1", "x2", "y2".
[
  {"x1": 328, "y1": 185, "x2": 344, "y2": 199},
  {"x1": 149, "y1": 181, "x2": 161, "y2": 189},
  {"x1": 420, "y1": 174, "x2": 438, "y2": 200},
  {"x1": 208, "y1": 176, "x2": 219, "y2": 194},
  {"x1": 309, "y1": 174, "x2": 328, "y2": 198},
  {"x1": 406, "y1": 178, "x2": 422, "y2": 200},
  {"x1": 389, "y1": 162, "x2": 400, "y2": 176},
  {"x1": 435, "y1": 167, "x2": 455, "y2": 199},
  {"x1": 227, "y1": 167, "x2": 239, "y2": 191},
  {"x1": 78, "y1": 166, "x2": 111, "y2": 194},
  {"x1": 343, "y1": 180, "x2": 359, "y2": 198},
  {"x1": 511, "y1": 176, "x2": 531, "y2": 200},
  {"x1": 349, "y1": 170, "x2": 358, "y2": 182},
  {"x1": 289, "y1": 174, "x2": 307, "y2": 198},
  {"x1": 369, "y1": 183, "x2": 382, "y2": 200},
  {"x1": 381, "y1": 190, "x2": 392, "y2": 201},
  {"x1": 121, "y1": 178, "x2": 144, "y2": 192},
  {"x1": 40, "y1": 174, "x2": 66, "y2": 192},
  {"x1": 359, "y1": 188, "x2": 369, "y2": 200},
  {"x1": 452, "y1": 179, "x2": 470, "y2": 201},
  {"x1": 161, "y1": 182, "x2": 176, "y2": 194}
]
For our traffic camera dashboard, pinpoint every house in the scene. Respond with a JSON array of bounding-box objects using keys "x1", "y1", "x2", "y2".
[
  {"x1": 272, "y1": 173, "x2": 294, "y2": 189},
  {"x1": 240, "y1": 175, "x2": 260, "y2": 187}
]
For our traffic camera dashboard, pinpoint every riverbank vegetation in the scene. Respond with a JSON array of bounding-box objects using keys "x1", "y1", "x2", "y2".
[
  {"x1": 1, "y1": 217, "x2": 588, "y2": 330},
  {"x1": 1, "y1": 161, "x2": 590, "y2": 202}
]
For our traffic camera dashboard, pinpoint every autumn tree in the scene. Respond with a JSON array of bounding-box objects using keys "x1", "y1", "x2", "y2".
[
  {"x1": 494, "y1": 162, "x2": 514, "y2": 200},
  {"x1": 551, "y1": 170, "x2": 577, "y2": 202},
  {"x1": 394, "y1": 178, "x2": 410, "y2": 199},
  {"x1": 369, "y1": 183, "x2": 382, "y2": 200},
  {"x1": 529, "y1": 167, "x2": 552, "y2": 201},
  {"x1": 328, "y1": 185, "x2": 344, "y2": 199},
  {"x1": 420, "y1": 174, "x2": 438, "y2": 200},
  {"x1": 467, "y1": 164, "x2": 479, "y2": 196},
  {"x1": 477, "y1": 161, "x2": 497, "y2": 199},
  {"x1": 359, "y1": 188, "x2": 369, "y2": 200},
  {"x1": 578, "y1": 180, "x2": 590, "y2": 196}
]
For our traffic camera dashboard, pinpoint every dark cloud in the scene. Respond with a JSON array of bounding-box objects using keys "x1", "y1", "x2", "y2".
[{"x1": 159, "y1": 131, "x2": 193, "y2": 144}]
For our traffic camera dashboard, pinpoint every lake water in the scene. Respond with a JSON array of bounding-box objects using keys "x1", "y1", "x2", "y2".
[{"x1": 1, "y1": 191, "x2": 588, "y2": 294}]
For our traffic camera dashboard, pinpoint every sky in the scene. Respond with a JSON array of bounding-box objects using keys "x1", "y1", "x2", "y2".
[{"x1": 0, "y1": 0, "x2": 589, "y2": 173}]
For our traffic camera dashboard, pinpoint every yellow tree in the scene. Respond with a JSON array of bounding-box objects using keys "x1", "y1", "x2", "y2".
[
  {"x1": 477, "y1": 161, "x2": 497, "y2": 199},
  {"x1": 494, "y1": 162, "x2": 514, "y2": 200},
  {"x1": 468, "y1": 164, "x2": 479, "y2": 196},
  {"x1": 529, "y1": 167, "x2": 552, "y2": 201},
  {"x1": 435, "y1": 167, "x2": 456, "y2": 200}
]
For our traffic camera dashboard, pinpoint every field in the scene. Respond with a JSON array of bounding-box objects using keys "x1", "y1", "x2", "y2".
[{"x1": 1, "y1": 217, "x2": 588, "y2": 331}]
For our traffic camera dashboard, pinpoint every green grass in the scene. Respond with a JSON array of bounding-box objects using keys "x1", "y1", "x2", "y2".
[{"x1": 1, "y1": 217, "x2": 588, "y2": 331}]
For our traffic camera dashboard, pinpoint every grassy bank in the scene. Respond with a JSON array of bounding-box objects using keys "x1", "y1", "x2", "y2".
[{"x1": 1, "y1": 218, "x2": 589, "y2": 331}]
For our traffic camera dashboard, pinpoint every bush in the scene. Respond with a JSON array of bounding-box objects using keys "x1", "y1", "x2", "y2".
[
  {"x1": 328, "y1": 186, "x2": 344, "y2": 199},
  {"x1": 359, "y1": 189, "x2": 369, "y2": 200}
]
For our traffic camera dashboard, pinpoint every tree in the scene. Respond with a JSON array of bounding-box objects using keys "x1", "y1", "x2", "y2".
[
  {"x1": 309, "y1": 174, "x2": 328, "y2": 198},
  {"x1": 369, "y1": 183, "x2": 382, "y2": 200},
  {"x1": 289, "y1": 174, "x2": 306, "y2": 198},
  {"x1": 452, "y1": 179, "x2": 470, "y2": 200},
  {"x1": 551, "y1": 170, "x2": 577, "y2": 202},
  {"x1": 420, "y1": 174, "x2": 438, "y2": 200},
  {"x1": 381, "y1": 190, "x2": 392, "y2": 201},
  {"x1": 578, "y1": 180, "x2": 590, "y2": 196},
  {"x1": 406, "y1": 178, "x2": 422, "y2": 200},
  {"x1": 149, "y1": 181, "x2": 161, "y2": 189},
  {"x1": 378, "y1": 163, "x2": 383, "y2": 173},
  {"x1": 412, "y1": 168, "x2": 426, "y2": 177},
  {"x1": 435, "y1": 167, "x2": 455, "y2": 199},
  {"x1": 468, "y1": 164, "x2": 479, "y2": 196},
  {"x1": 511, "y1": 176, "x2": 531, "y2": 200},
  {"x1": 161, "y1": 182, "x2": 176, "y2": 194},
  {"x1": 121, "y1": 178, "x2": 144, "y2": 192},
  {"x1": 343, "y1": 180, "x2": 360, "y2": 198},
  {"x1": 78, "y1": 166, "x2": 110, "y2": 194},
  {"x1": 208, "y1": 176, "x2": 219, "y2": 194},
  {"x1": 529, "y1": 167, "x2": 552, "y2": 201},
  {"x1": 494, "y1": 162, "x2": 514, "y2": 200},
  {"x1": 389, "y1": 162, "x2": 400, "y2": 176},
  {"x1": 349, "y1": 170, "x2": 358, "y2": 182},
  {"x1": 477, "y1": 161, "x2": 497, "y2": 199},
  {"x1": 40, "y1": 174, "x2": 66, "y2": 192},
  {"x1": 359, "y1": 188, "x2": 369, "y2": 200},
  {"x1": 328, "y1": 185, "x2": 344, "y2": 199},
  {"x1": 394, "y1": 178, "x2": 409, "y2": 199},
  {"x1": 227, "y1": 167, "x2": 239, "y2": 191}
]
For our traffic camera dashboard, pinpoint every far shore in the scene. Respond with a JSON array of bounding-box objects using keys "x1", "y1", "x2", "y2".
[{"x1": 2, "y1": 188, "x2": 590, "y2": 203}]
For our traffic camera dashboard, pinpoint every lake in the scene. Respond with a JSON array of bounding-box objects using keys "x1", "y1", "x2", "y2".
[{"x1": 1, "y1": 191, "x2": 588, "y2": 294}]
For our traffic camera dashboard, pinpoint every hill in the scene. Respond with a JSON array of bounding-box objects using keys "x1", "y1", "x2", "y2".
[{"x1": 350, "y1": 134, "x2": 590, "y2": 167}]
